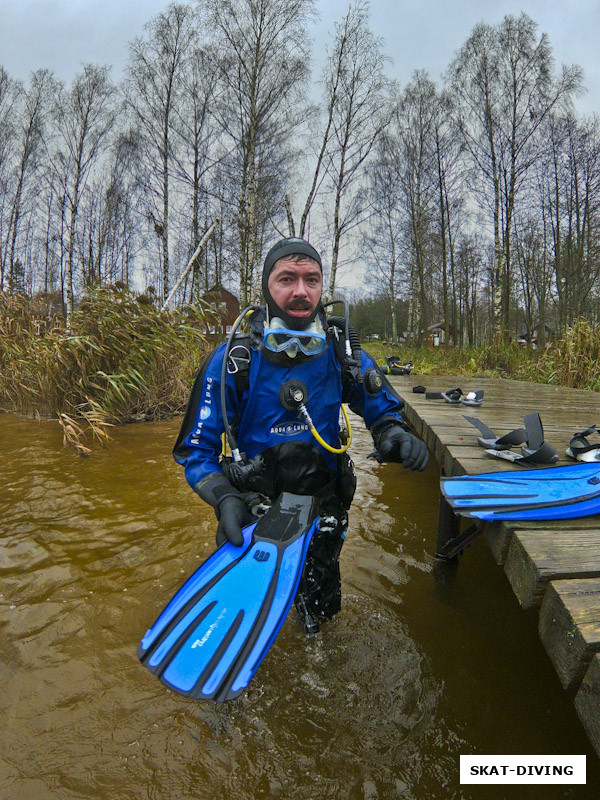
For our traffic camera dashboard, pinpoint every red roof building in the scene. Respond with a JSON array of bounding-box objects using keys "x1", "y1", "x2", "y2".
[{"x1": 201, "y1": 286, "x2": 240, "y2": 340}]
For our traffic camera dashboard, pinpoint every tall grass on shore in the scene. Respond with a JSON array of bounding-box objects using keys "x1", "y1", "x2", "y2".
[
  {"x1": 3, "y1": 291, "x2": 599, "y2": 454},
  {"x1": 367, "y1": 320, "x2": 600, "y2": 391},
  {"x1": 366, "y1": 340, "x2": 541, "y2": 380},
  {"x1": 539, "y1": 319, "x2": 600, "y2": 391},
  {"x1": 0, "y1": 286, "x2": 212, "y2": 453}
]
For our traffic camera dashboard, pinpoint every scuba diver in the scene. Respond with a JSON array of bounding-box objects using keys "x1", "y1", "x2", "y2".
[{"x1": 173, "y1": 237, "x2": 429, "y2": 634}]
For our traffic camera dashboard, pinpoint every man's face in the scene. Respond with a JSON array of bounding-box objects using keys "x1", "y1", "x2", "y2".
[{"x1": 267, "y1": 257, "x2": 322, "y2": 323}]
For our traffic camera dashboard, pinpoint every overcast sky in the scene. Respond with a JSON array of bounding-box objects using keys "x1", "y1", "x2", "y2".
[{"x1": 0, "y1": 0, "x2": 598, "y2": 116}]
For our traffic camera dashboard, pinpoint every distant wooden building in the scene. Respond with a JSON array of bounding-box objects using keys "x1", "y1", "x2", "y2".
[
  {"x1": 427, "y1": 321, "x2": 459, "y2": 347},
  {"x1": 517, "y1": 324, "x2": 555, "y2": 349},
  {"x1": 201, "y1": 286, "x2": 240, "y2": 340}
]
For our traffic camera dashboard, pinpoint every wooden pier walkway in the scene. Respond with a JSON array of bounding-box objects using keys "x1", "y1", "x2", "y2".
[{"x1": 390, "y1": 373, "x2": 600, "y2": 759}]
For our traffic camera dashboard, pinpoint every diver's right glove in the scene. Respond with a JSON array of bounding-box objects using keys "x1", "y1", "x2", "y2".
[
  {"x1": 372, "y1": 421, "x2": 429, "y2": 471},
  {"x1": 194, "y1": 472, "x2": 253, "y2": 547},
  {"x1": 215, "y1": 495, "x2": 254, "y2": 547}
]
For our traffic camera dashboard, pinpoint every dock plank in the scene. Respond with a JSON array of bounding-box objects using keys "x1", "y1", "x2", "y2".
[
  {"x1": 538, "y1": 578, "x2": 600, "y2": 690},
  {"x1": 505, "y1": 530, "x2": 600, "y2": 609}
]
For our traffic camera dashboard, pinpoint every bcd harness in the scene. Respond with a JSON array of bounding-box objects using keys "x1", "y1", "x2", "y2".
[{"x1": 219, "y1": 309, "x2": 379, "y2": 504}]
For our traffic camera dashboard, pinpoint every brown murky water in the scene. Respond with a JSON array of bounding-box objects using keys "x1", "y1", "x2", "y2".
[{"x1": 1, "y1": 412, "x2": 599, "y2": 800}]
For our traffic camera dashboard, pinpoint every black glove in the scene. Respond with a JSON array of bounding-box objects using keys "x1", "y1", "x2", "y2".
[
  {"x1": 373, "y1": 423, "x2": 429, "y2": 471},
  {"x1": 194, "y1": 472, "x2": 254, "y2": 546},
  {"x1": 215, "y1": 495, "x2": 254, "y2": 546}
]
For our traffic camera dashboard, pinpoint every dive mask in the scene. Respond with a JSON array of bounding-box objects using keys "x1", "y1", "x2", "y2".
[{"x1": 263, "y1": 318, "x2": 327, "y2": 357}]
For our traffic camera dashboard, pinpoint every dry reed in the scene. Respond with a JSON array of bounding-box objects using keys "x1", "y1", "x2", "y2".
[{"x1": 0, "y1": 286, "x2": 214, "y2": 452}]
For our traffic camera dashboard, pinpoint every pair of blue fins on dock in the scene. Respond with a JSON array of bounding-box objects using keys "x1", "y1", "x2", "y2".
[
  {"x1": 138, "y1": 415, "x2": 600, "y2": 702},
  {"x1": 443, "y1": 414, "x2": 600, "y2": 521}
]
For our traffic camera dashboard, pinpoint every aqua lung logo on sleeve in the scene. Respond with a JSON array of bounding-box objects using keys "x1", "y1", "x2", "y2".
[
  {"x1": 270, "y1": 422, "x2": 309, "y2": 437},
  {"x1": 189, "y1": 377, "x2": 214, "y2": 444},
  {"x1": 253, "y1": 550, "x2": 270, "y2": 562}
]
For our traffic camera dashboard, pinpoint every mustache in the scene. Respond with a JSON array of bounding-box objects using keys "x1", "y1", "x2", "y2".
[{"x1": 285, "y1": 299, "x2": 313, "y2": 310}]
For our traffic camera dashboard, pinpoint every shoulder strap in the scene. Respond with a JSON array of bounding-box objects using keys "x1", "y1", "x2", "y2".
[
  {"x1": 327, "y1": 322, "x2": 352, "y2": 392},
  {"x1": 225, "y1": 308, "x2": 264, "y2": 401},
  {"x1": 226, "y1": 336, "x2": 252, "y2": 399}
]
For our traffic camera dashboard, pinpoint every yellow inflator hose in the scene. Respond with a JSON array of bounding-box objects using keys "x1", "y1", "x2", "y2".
[{"x1": 299, "y1": 402, "x2": 352, "y2": 454}]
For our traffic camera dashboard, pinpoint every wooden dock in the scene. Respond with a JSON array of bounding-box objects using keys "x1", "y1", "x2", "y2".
[{"x1": 390, "y1": 373, "x2": 600, "y2": 759}]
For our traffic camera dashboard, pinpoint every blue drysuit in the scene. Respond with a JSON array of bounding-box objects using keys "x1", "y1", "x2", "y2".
[
  {"x1": 173, "y1": 325, "x2": 406, "y2": 623},
  {"x1": 173, "y1": 337, "x2": 404, "y2": 490}
]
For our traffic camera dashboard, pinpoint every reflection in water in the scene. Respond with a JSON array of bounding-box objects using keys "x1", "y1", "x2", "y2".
[{"x1": 1, "y1": 413, "x2": 598, "y2": 800}]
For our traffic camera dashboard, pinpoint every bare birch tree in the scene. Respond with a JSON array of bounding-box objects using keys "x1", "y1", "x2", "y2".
[
  {"x1": 125, "y1": 2, "x2": 198, "y2": 300},
  {"x1": 316, "y1": 1, "x2": 389, "y2": 299},
  {"x1": 363, "y1": 131, "x2": 404, "y2": 341},
  {"x1": 171, "y1": 43, "x2": 222, "y2": 298},
  {"x1": 4, "y1": 70, "x2": 56, "y2": 290},
  {"x1": 455, "y1": 237, "x2": 484, "y2": 345},
  {"x1": 432, "y1": 90, "x2": 463, "y2": 346},
  {"x1": 52, "y1": 64, "x2": 117, "y2": 321},
  {"x1": 0, "y1": 67, "x2": 22, "y2": 290},
  {"x1": 206, "y1": 0, "x2": 313, "y2": 303},
  {"x1": 539, "y1": 113, "x2": 600, "y2": 327},
  {"x1": 448, "y1": 13, "x2": 582, "y2": 340},
  {"x1": 394, "y1": 72, "x2": 439, "y2": 341},
  {"x1": 78, "y1": 130, "x2": 143, "y2": 286}
]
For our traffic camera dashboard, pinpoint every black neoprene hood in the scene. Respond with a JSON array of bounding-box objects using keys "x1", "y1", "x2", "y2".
[{"x1": 261, "y1": 237, "x2": 323, "y2": 329}]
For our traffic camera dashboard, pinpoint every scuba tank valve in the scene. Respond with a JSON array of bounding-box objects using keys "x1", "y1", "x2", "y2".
[{"x1": 324, "y1": 299, "x2": 382, "y2": 394}]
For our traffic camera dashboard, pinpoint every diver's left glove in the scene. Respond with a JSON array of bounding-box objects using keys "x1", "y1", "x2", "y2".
[
  {"x1": 372, "y1": 421, "x2": 429, "y2": 471},
  {"x1": 194, "y1": 472, "x2": 254, "y2": 547}
]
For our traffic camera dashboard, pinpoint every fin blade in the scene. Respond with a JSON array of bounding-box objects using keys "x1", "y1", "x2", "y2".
[
  {"x1": 138, "y1": 492, "x2": 320, "y2": 701},
  {"x1": 163, "y1": 539, "x2": 280, "y2": 697},
  {"x1": 442, "y1": 463, "x2": 600, "y2": 518},
  {"x1": 137, "y1": 524, "x2": 256, "y2": 666},
  {"x1": 470, "y1": 493, "x2": 600, "y2": 521}
]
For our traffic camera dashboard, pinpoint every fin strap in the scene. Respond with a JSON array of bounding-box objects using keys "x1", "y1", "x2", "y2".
[
  {"x1": 462, "y1": 390, "x2": 484, "y2": 407},
  {"x1": 522, "y1": 412, "x2": 558, "y2": 463},
  {"x1": 566, "y1": 425, "x2": 600, "y2": 461},
  {"x1": 464, "y1": 416, "x2": 527, "y2": 451},
  {"x1": 482, "y1": 412, "x2": 558, "y2": 464},
  {"x1": 426, "y1": 388, "x2": 462, "y2": 403},
  {"x1": 435, "y1": 522, "x2": 483, "y2": 560},
  {"x1": 485, "y1": 441, "x2": 558, "y2": 465},
  {"x1": 426, "y1": 388, "x2": 483, "y2": 406}
]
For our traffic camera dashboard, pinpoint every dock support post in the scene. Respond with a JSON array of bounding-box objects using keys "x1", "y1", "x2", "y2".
[
  {"x1": 434, "y1": 492, "x2": 485, "y2": 568},
  {"x1": 435, "y1": 494, "x2": 461, "y2": 562}
]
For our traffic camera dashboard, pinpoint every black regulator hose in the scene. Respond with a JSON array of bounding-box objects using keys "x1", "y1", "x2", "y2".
[
  {"x1": 220, "y1": 304, "x2": 263, "y2": 462},
  {"x1": 328, "y1": 315, "x2": 361, "y2": 361},
  {"x1": 325, "y1": 306, "x2": 383, "y2": 395}
]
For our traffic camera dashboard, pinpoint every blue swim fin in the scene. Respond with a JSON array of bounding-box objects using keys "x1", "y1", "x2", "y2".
[
  {"x1": 441, "y1": 462, "x2": 600, "y2": 521},
  {"x1": 138, "y1": 492, "x2": 320, "y2": 701}
]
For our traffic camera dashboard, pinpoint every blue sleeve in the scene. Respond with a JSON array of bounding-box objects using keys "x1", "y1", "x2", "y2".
[
  {"x1": 172, "y1": 343, "x2": 241, "y2": 490},
  {"x1": 344, "y1": 350, "x2": 405, "y2": 430}
]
